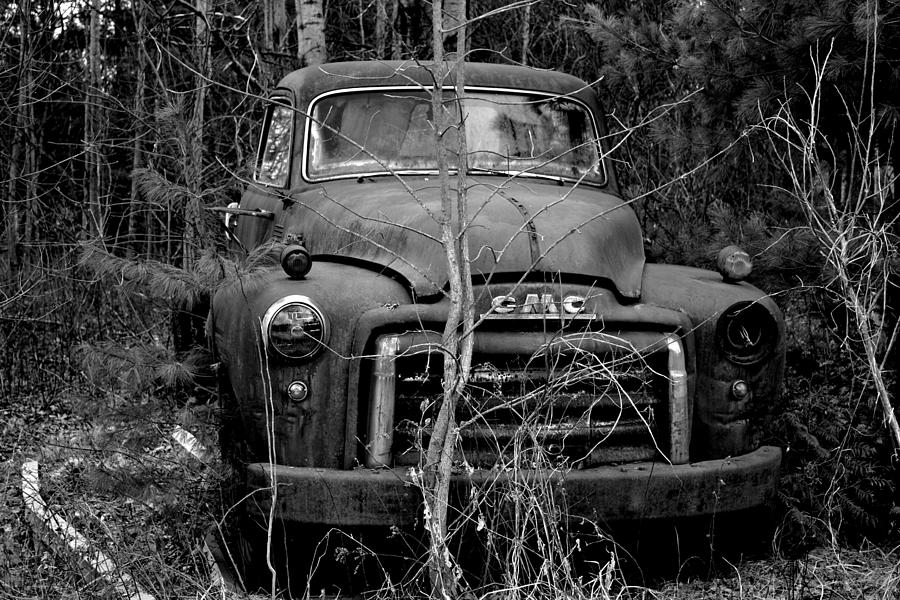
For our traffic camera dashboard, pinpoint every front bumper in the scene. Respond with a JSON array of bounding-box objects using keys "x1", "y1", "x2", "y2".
[{"x1": 244, "y1": 446, "x2": 781, "y2": 527}]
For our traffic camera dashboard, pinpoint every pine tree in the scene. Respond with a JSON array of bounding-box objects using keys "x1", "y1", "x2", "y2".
[{"x1": 586, "y1": 0, "x2": 900, "y2": 188}]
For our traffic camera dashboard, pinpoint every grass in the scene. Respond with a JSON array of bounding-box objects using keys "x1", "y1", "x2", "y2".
[
  {"x1": 0, "y1": 385, "x2": 228, "y2": 599},
  {"x1": 656, "y1": 545, "x2": 900, "y2": 600},
  {"x1": 2, "y1": 372, "x2": 899, "y2": 600},
  {"x1": 0, "y1": 273, "x2": 896, "y2": 600}
]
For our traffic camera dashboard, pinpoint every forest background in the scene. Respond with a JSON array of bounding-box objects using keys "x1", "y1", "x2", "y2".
[{"x1": 1, "y1": 0, "x2": 899, "y2": 598}]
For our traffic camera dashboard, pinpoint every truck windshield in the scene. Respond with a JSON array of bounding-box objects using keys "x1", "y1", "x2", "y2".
[{"x1": 306, "y1": 89, "x2": 605, "y2": 184}]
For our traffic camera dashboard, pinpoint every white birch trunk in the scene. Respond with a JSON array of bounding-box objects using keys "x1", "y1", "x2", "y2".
[{"x1": 295, "y1": 0, "x2": 326, "y2": 66}]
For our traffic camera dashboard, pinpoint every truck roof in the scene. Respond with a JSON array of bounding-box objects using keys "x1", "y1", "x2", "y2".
[{"x1": 275, "y1": 61, "x2": 602, "y2": 115}]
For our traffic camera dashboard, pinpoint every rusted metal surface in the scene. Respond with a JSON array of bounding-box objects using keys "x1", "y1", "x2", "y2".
[
  {"x1": 640, "y1": 264, "x2": 785, "y2": 459},
  {"x1": 277, "y1": 61, "x2": 604, "y2": 110},
  {"x1": 213, "y1": 61, "x2": 787, "y2": 541},
  {"x1": 279, "y1": 178, "x2": 645, "y2": 299},
  {"x1": 364, "y1": 329, "x2": 691, "y2": 469},
  {"x1": 245, "y1": 446, "x2": 781, "y2": 526},
  {"x1": 236, "y1": 61, "x2": 638, "y2": 299},
  {"x1": 211, "y1": 262, "x2": 411, "y2": 469}
]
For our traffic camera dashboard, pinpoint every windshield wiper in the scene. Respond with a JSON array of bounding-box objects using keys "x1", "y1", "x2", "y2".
[
  {"x1": 468, "y1": 167, "x2": 516, "y2": 177},
  {"x1": 469, "y1": 167, "x2": 568, "y2": 185}
]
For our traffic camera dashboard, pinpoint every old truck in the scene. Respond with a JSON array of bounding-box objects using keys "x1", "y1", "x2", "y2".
[{"x1": 210, "y1": 60, "x2": 784, "y2": 590}]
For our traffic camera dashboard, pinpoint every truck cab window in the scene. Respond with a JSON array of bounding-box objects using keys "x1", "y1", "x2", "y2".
[{"x1": 255, "y1": 100, "x2": 293, "y2": 187}]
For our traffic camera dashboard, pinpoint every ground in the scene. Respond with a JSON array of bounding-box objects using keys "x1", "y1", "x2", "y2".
[
  {"x1": 0, "y1": 390, "x2": 228, "y2": 599},
  {"x1": 1, "y1": 391, "x2": 898, "y2": 600}
]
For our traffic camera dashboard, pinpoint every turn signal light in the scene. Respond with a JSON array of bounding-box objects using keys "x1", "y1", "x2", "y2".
[
  {"x1": 731, "y1": 380, "x2": 750, "y2": 400},
  {"x1": 717, "y1": 245, "x2": 752, "y2": 282},
  {"x1": 281, "y1": 243, "x2": 311, "y2": 279},
  {"x1": 287, "y1": 381, "x2": 309, "y2": 402}
]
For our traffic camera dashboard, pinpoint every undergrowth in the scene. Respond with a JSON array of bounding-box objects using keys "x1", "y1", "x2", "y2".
[
  {"x1": 635, "y1": 153, "x2": 899, "y2": 550},
  {"x1": 2, "y1": 178, "x2": 897, "y2": 599},
  {"x1": 4, "y1": 252, "x2": 899, "y2": 599},
  {"x1": 0, "y1": 259, "x2": 231, "y2": 599},
  {"x1": 772, "y1": 316, "x2": 898, "y2": 548}
]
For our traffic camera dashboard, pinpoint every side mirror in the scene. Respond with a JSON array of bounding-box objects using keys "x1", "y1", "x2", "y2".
[
  {"x1": 223, "y1": 202, "x2": 240, "y2": 234},
  {"x1": 206, "y1": 204, "x2": 275, "y2": 242}
]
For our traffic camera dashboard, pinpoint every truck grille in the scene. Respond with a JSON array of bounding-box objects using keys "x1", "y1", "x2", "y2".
[{"x1": 365, "y1": 330, "x2": 689, "y2": 469}]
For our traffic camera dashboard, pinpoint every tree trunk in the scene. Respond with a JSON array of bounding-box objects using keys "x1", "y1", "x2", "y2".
[
  {"x1": 263, "y1": 0, "x2": 274, "y2": 51},
  {"x1": 84, "y1": 0, "x2": 103, "y2": 240},
  {"x1": 442, "y1": 0, "x2": 464, "y2": 53},
  {"x1": 5, "y1": 112, "x2": 20, "y2": 273},
  {"x1": 424, "y1": 1, "x2": 471, "y2": 597},
  {"x1": 23, "y1": 91, "x2": 36, "y2": 253},
  {"x1": 391, "y1": 0, "x2": 401, "y2": 58},
  {"x1": 295, "y1": 0, "x2": 326, "y2": 66},
  {"x1": 127, "y1": 0, "x2": 147, "y2": 258},
  {"x1": 375, "y1": 0, "x2": 387, "y2": 58},
  {"x1": 264, "y1": 0, "x2": 288, "y2": 51},
  {"x1": 185, "y1": 0, "x2": 210, "y2": 269},
  {"x1": 521, "y1": 2, "x2": 530, "y2": 66},
  {"x1": 889, "y1": 134, "x2": 900, "y2": 408},
  {"x1": 393, "y1": 0, "x2": 423, "y2": 59},
  {"x1": 274, "y1": 0, "x2": 288, "y2": 50},
  {"x1": 5, "y1": 0, "x2": 31, "y2": 274}
]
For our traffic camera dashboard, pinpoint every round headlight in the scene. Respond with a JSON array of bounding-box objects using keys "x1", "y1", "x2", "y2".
[
  {"x1": 716, "y1": 301, "x2": 778, "y2": 365},
  {"x1": 261, "y1": 296, "x2": 329, "y2": 359}
]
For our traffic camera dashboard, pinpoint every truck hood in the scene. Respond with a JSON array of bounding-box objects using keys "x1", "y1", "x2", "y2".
[{"x1": 284, "y1": 176, "x2": 644, "y2": 298}]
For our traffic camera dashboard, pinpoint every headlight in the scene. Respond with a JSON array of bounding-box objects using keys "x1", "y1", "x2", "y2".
[
  {"x1": 261, "y1": 295, "x2": 329, "y2": 359},
  {"x1": 716, "y1": 301, "x2": 778, "y2": 365}
]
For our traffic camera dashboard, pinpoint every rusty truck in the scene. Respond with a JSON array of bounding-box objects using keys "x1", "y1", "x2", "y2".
[{"x1": 210, "y1": 60, "x2": 784, "y2": 593}]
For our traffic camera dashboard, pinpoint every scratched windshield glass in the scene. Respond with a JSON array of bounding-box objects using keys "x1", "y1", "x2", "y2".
[{"x1": 306, "y1": 90, "x2": 604, "y2": 184}]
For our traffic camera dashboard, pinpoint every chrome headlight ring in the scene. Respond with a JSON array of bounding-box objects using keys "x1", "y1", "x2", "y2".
[{"x1": 261, "y1": 295, "x2": 329, "y2": 360}]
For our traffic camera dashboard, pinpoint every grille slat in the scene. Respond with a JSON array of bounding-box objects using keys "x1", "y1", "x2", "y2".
[{"x1": 364, "y1": 330, "x2": 689, "y2": 469}]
